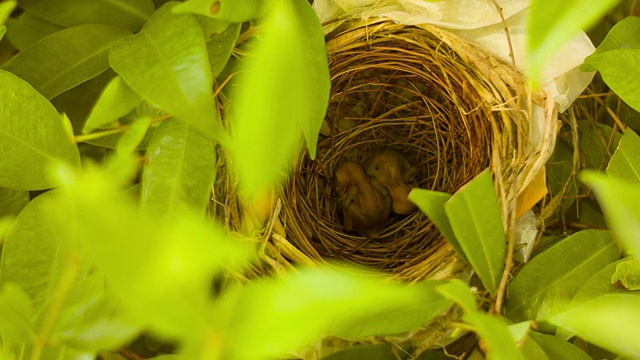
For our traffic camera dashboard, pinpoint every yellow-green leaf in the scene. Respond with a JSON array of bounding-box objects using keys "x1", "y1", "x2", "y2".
[
  {"x1": 607, "y1": 129, "x2": 640, "y2": 183},
  {"x1": 444, "y1": 170, "x2": 506, "y2": 294},
  {"x1": 2, "y1": 24, "x2": 131, "y2": 99},
  {"x1": 0, "y1": 70, "x2": 80, "y2": 190},
  {"x1": 83, "y1": 76, "x2": 143, "y2": 134},
  {"x1": 109, "y1": 3, "x2": 227, "y2": 142}
]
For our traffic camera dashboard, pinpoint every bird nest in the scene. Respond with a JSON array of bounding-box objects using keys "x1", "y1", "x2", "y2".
[{"x1": 216, "y1": 18, "x2": 557, "y2": 283}]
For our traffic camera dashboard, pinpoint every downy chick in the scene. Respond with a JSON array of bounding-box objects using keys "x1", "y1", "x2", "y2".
[
  {"x1": 366, "y1": 147, "x2": 418, "y2": 215},
  {"x1": 334, "y1": 161, "x2": 391, "y2": 238}
]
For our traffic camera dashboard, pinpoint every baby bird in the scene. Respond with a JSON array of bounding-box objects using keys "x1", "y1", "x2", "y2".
[
  {"x1": 365, "y1": 147, "x2": 418, "y2": 215},
  {"x1": 334, "y1": 161, "x2": 391, "y2": 238}
]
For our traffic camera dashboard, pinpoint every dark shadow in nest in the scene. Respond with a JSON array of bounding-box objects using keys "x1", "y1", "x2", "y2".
[{"x1": 281, "y1": 25, "x2": 493, "y2": 274}]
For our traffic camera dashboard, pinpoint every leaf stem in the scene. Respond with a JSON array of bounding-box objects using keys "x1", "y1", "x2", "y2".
[{"x1": 74, "y1": 114, "x2": 173, "y2": 143}]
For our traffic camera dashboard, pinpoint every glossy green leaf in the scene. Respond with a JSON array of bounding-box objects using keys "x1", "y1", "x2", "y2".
[
  {"x1": 505, "y1": 229, "x2": 620, "y2": 322},
  {"x1": 0, "y1": 283, "x2": 35, "y2": 343},
  {"x1": 0, "y1": 70, "x2": 80, "y2": 190},
  {"x1": 607, "y1": 129, "x2": 640, "y2": 183},
  {"x1": 578, "y1": 120, "x2": 622, "y2": 170},
  {"x1": 584, "y1": 49, "x2": 640, "y2": 112},
  {"x1": 212, "y1": 266, "x2": 446, "y2": 360},
  {"x1": 109, "y1": 3, "x2": 227, "y2": 142},
  {"x1": 231, "y1": 0, "x2": 330, "y2": 197},
  {"x1": 444, "y1": 169, "x2": 506, "y2": 294},
  {"x1": 2, "y1": 24, "x2": 130, "y2": 100},
  {"x1": 582, "y1": 16, "x2": 640, "y2": 72},
  {"x1": 527, "y1": 0, "x2": 618, "y2": 78},
  {"x1": 58, "y1": 161, "x2": 252, "y2": 338},
  {"x1": 408, "y1": 188, "x2": 466, "y2": 262},
  {"x1": 548, "y1": 294, "x2": 640, "y2": 359},
  {"x1": 0, "y1": 188, "x2": 29, "y2": 218},
  {"x1": 570, "y1": 260, "x2": 626, "y2": 306},
  {"x1": 6, "y1": 12, "x2": 64, "y2": 51},
  {"x1": 83, "y1": 76, "x2": 143, "y2": 134},
  {"x1": 116, "y1": 117, "x2": 150, "y2": 156},
  {"x1": 582, "y1": 172, "x2": 640, "y2": 261},
  {"x1": 19, "y1": 0, "x2": 154, "y2": 31},
  {"x1": 141, "y1": 118, "x2": 216, "y2": 217},
  {"x1": 173, "y1": 0, "x2": 273, "y2": 22},
  {"x1": 0, "y1": 1, "x2": 15, "y2": 25},
  {"x1": 330, "y1": 280, "x2": 451, "y2": 339},
  {"x1": 0, "y1": 190, "x2": 83, "y2": 319},
  {"x1": 208, "y1": 22, "x2": 240, "y2": 78},
  {"x1": 611, "y1": 258, "x2": 640, "y2": 290},
  {"x1": 529, "y1": 332, "x2": 591, "y2": 360}
]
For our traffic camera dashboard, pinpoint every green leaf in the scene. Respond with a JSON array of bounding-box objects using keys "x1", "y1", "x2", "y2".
[
  {"x1": 570, "y1": 260, "x2": 626, "y2": 306},
  {"x1": 578, "y1": 120, "x2": 622, "y2": 170},
  {"x1": 0, "y1": 188, "x2": 29, "y2": 218},
  {"x1": 0, "y1": 70, "x2": 80, "y2": 190},
  {"x1": 582, "y1": 172, "x2": 640, "y2": 261},
  {"x1": 505, "y1": 229, "x2": 620, "y2": 322},
  {"x1": 2, "y1": 24, "x2": 131, "y2": 100},
  {"x1": 116, "y1": 117, "x2": 151, "y2": 156},
  {"x1": 527, "y1": 0, "x2": 618, "y2": 78},
  {"x1": 83, "y1": 76, "x2": 143, "y2": 134},
  {"x1": 529, "y1": 332, "x2": 591, "y2": 360},
  {"x1": 0, "y1": 283, "x2": 35, "y2": 343},
  {"x1": 582, "y1": 16, "x2": 640, "y2": 72},
  {"x1": 548, "y1": 294, "x2": 640, "y2": 359},
  {"x1": 231, "y1": 0, "x2": 330, "y2": 197},
  {"x1": 518, "y1": 332, "x2": 550, "y2": 360},
  {"x1": 330, "y1": 280, "x2": 451, "y2": 339},
  {"x1": 435, "y1": 279, "x2": 476, "y2": 313},
  {"x1": 141, "y1": 118, "x2": 217, "y2": 217},
  {"x1": 611, "y1": 258, "x2": 640, "y2": 290},
  {"x1": 0, "y1": 25, "x2": 5, "y2": 41},
  {"x1": 5, "y1": 12, "x2": 64, "y2": 51},
  {"x1": 56, "y1": 272, "x2": 140, "y2": 351},
  {"x1": 0, "y1": 0, "x2": 15, "y2": 25},
  {"x1": 408, "y1": 189, "x2": 466, "y2": 262},
  {"x1": 211, "y1": 266, "x2": 447, "y2": 360},
  {"x1": 19, "y1": 0, "x2": 154, "y2": 31},
  {"x1": 208, "y1": 22, "x2": 240, "y2": 78},
  {"x1": 0, "y1": 190, "x2": 83, "y2": 319},
  {"x1": 444, "y1": 169, "x2": 506, "y2": 294},
  {"x1": 58, "y1": 161, "x2": 253, "y2": 338},
  {"x1": 109, "y1": 2, "x2": 227, "y2": 142},
  {"x1": 584, "y1": 49, "x2": 640, "y2": 112},
  {"x1": 173, "y1": 0, "x2": 273, "y2": 22},
  {"x1": 607, "y1": 129, "x2": 640, "y2": 183}
]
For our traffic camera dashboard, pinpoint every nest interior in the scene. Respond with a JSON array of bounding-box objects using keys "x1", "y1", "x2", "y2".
[{"x1": 278, "y1": 20, "x2": 510, "y2": 280}]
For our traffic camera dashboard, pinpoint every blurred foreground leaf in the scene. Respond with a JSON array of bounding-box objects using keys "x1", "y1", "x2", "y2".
[
  {"x1": 444, "y1": 170, "x2": 505, "y2": 294},
  {"x1": 548, "y1": 294, "x2": 640, "y2": 359},
  {"x1": 528, "y1": 0, "x2": 618, "y2": 79},
  {"x1": 211, "y1": 267, "x2": 448, "y2": 360},
  {"x1": 0, "y1": 70, "x2": 80, "y2": 190},
  {"x1": 505, "y1": 230, "x2": 620, "y2": 322},
  {"x1": 582, "y1": 172, "x2": 640, "y2": 262},
  {"x1": 231, "y1": 0, "x2": 330, "y2": 197}
]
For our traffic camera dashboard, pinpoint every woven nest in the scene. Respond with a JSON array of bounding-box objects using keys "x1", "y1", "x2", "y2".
[{"x1": 215, "y1": 19, "x2": 557, "y2": 284}]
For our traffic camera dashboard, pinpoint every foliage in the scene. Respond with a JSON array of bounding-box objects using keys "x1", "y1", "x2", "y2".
[{"x1": 0, "y1": 0, "x2": 640, "y2": 359}]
